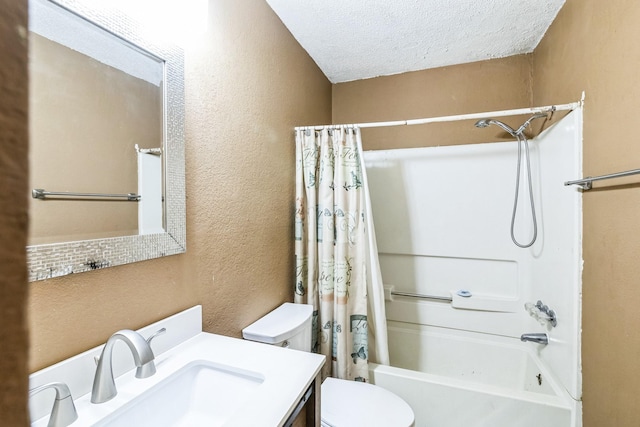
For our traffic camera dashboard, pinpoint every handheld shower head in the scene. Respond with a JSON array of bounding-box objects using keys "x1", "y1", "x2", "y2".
[
  {"x1": 475, "y1": 112, "x2": 549, "y2": 138},
  {"x1": 474, "y1": 118, "x2": 518, "y2": 137}
]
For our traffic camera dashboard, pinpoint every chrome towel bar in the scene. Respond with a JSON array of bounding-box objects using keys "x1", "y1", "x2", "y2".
[
  {"x1": 564, "y1": 168, "x2": 640, "y2": 190},
  {"x1": 32, "y1": 188, "x2": 141, "y2": 201},
  {"x1": 390, "y1": 290, "x2": 453, "y2": 303}
]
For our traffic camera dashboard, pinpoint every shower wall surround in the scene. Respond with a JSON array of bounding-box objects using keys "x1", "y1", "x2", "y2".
[{"x1": 365, "y1": 109, "x2": 582, "y2": 400}]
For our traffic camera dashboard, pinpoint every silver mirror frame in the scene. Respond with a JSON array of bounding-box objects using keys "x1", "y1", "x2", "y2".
[{"x1": 27, "y1": 0, "x2": 185, "y2": 282}]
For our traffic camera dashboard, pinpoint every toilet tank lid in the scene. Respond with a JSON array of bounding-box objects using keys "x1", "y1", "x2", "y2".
[{"x1": 242, "y1": 303, "x2": 313, "y2": 344}]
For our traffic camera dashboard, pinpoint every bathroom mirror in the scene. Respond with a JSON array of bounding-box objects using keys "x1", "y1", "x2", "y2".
[{"x1": 27, "y1": 0, "x2": 185, "y2": 281}]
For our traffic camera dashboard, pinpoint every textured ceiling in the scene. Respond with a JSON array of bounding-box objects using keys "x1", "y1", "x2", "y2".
[{"x1": 265, "y1": 0, "x2": 566, "y2": 83}]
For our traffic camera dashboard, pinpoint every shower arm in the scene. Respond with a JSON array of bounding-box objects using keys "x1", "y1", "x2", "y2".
[{"x1": 515, "y1": 113, "x2": 549, "y2": 135}]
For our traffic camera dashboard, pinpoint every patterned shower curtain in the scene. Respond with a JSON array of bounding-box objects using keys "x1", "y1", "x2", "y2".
[{"x1": 294, "y1": 126, "x2": 388, "y2": 382}]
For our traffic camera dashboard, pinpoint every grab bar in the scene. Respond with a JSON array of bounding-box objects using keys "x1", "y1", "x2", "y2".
[
  {"x1": 32, "y1": 189, "x2": 141, "y2": 201},
  {"x1": 390, "y1": 290, "x2": 453, "y2": 303},
  {"x1": 564, "y1": 168, "x2": 640, "y2": 190}
]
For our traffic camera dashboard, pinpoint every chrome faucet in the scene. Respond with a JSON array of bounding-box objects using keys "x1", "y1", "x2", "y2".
[
  {"x1": 29, "y1": 382, "x2": 78, "y2": 427},
  {"x1": 520, "y1": 332, "x2": 549, "y2": 345},
  {"x1": 91, "y1": 329, "x2": 156, "y2": 404}
]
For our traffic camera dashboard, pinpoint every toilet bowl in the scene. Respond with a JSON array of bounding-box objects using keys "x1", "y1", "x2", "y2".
[{"x1": 242, "y1": 303, "x2": 415, "y2": 427}]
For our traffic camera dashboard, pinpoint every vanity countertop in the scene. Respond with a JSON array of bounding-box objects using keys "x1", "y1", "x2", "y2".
[{"x1": 30, "y1": 306, "x2": 325, "y2": 426}]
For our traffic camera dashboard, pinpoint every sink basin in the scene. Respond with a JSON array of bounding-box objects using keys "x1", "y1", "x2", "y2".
[
  {"x1": 94, "y1": 360, "x2": 264, "y2": 427},
  {"x1": 29, "y1": 308, "x2": 325, "y2": 427}
]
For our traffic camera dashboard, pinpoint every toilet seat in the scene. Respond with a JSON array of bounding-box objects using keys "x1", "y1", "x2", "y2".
[{"x1": 320, "y1": 378, "x2": 415, "y2": 427}]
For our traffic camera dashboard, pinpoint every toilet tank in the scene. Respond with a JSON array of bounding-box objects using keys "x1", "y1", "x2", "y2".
[{"x1": 242, "y1": 303, "x2": 313, "y2": 351}]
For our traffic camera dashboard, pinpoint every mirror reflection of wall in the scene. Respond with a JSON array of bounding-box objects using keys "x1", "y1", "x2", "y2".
[{"x1": 28, "y1": 0, "x2": 164, "y2": 246}]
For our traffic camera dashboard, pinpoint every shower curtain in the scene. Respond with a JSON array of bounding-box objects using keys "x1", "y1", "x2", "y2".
[{"x1": 294, "y1": 126, "x2": 389, "y2": 382}]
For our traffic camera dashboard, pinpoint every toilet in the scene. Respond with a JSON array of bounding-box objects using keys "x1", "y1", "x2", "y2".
[{"x1": 242, "y1": 303, "x2": 415, "y2": 427}]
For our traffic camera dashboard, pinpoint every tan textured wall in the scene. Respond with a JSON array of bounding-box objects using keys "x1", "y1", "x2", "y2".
[
  {"x1": 533, "y1": 1, "x2": 640, "y2": 425},
  {"x1": 332, "y1": 55, "x2": 533, "y2": 150},
  {"x1": 29, "y1": 34, "x2": 160, "y2": 244},
  {"x1": 28, "y1": 0, "x2": 331, "y2": 371},
  {"x1": 0, "y1": 0, "x2": 29, "y2": 424}
]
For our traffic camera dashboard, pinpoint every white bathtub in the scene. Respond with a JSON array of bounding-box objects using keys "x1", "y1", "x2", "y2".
[{"x1": 369, "y1": 322, "x2": 581, "y2": 427}]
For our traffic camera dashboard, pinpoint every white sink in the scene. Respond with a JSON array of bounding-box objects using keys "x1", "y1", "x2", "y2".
[
  {"x1": 93, "y1": 360, "x2": 264, "y2": 427},
  {"x1": 29, "y1": 307, "x2": 324, "y2": 426}
]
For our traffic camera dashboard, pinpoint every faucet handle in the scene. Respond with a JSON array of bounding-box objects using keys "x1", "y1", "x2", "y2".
[
  {"x1": 29, "y1": 382, "x2": 78, "y2": 427},
  {"x1": 146, "y1": 327, "x2": 167, "y2": 346},
  {"x1": 134, "y1": 328, "x2": 166, "y2": 378},
  {"x1": 525, "y1": 300, "x2": 558, "y2": 328}
]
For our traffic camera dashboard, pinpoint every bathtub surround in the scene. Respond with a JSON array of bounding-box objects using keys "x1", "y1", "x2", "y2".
[
  {"x1": 363, "y1": 109, "x2": 582, "y2": 425},
  {"x1": 294, "y1": 127, "x2": 388, "y2": 380}
]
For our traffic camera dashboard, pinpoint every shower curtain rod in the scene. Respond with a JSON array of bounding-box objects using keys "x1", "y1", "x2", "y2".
[{"x1": 294, "y1": 101, "x2": 581, "y2": 131}]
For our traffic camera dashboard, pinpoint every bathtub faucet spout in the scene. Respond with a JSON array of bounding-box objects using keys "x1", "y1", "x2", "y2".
[{"x1": 520, "y1": 333, "x2": 549, "y2": 345}]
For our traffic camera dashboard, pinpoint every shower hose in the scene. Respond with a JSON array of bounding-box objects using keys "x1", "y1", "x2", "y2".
[{"x1": 511, "y1": 133, "x2": 537, "y2": 248}]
